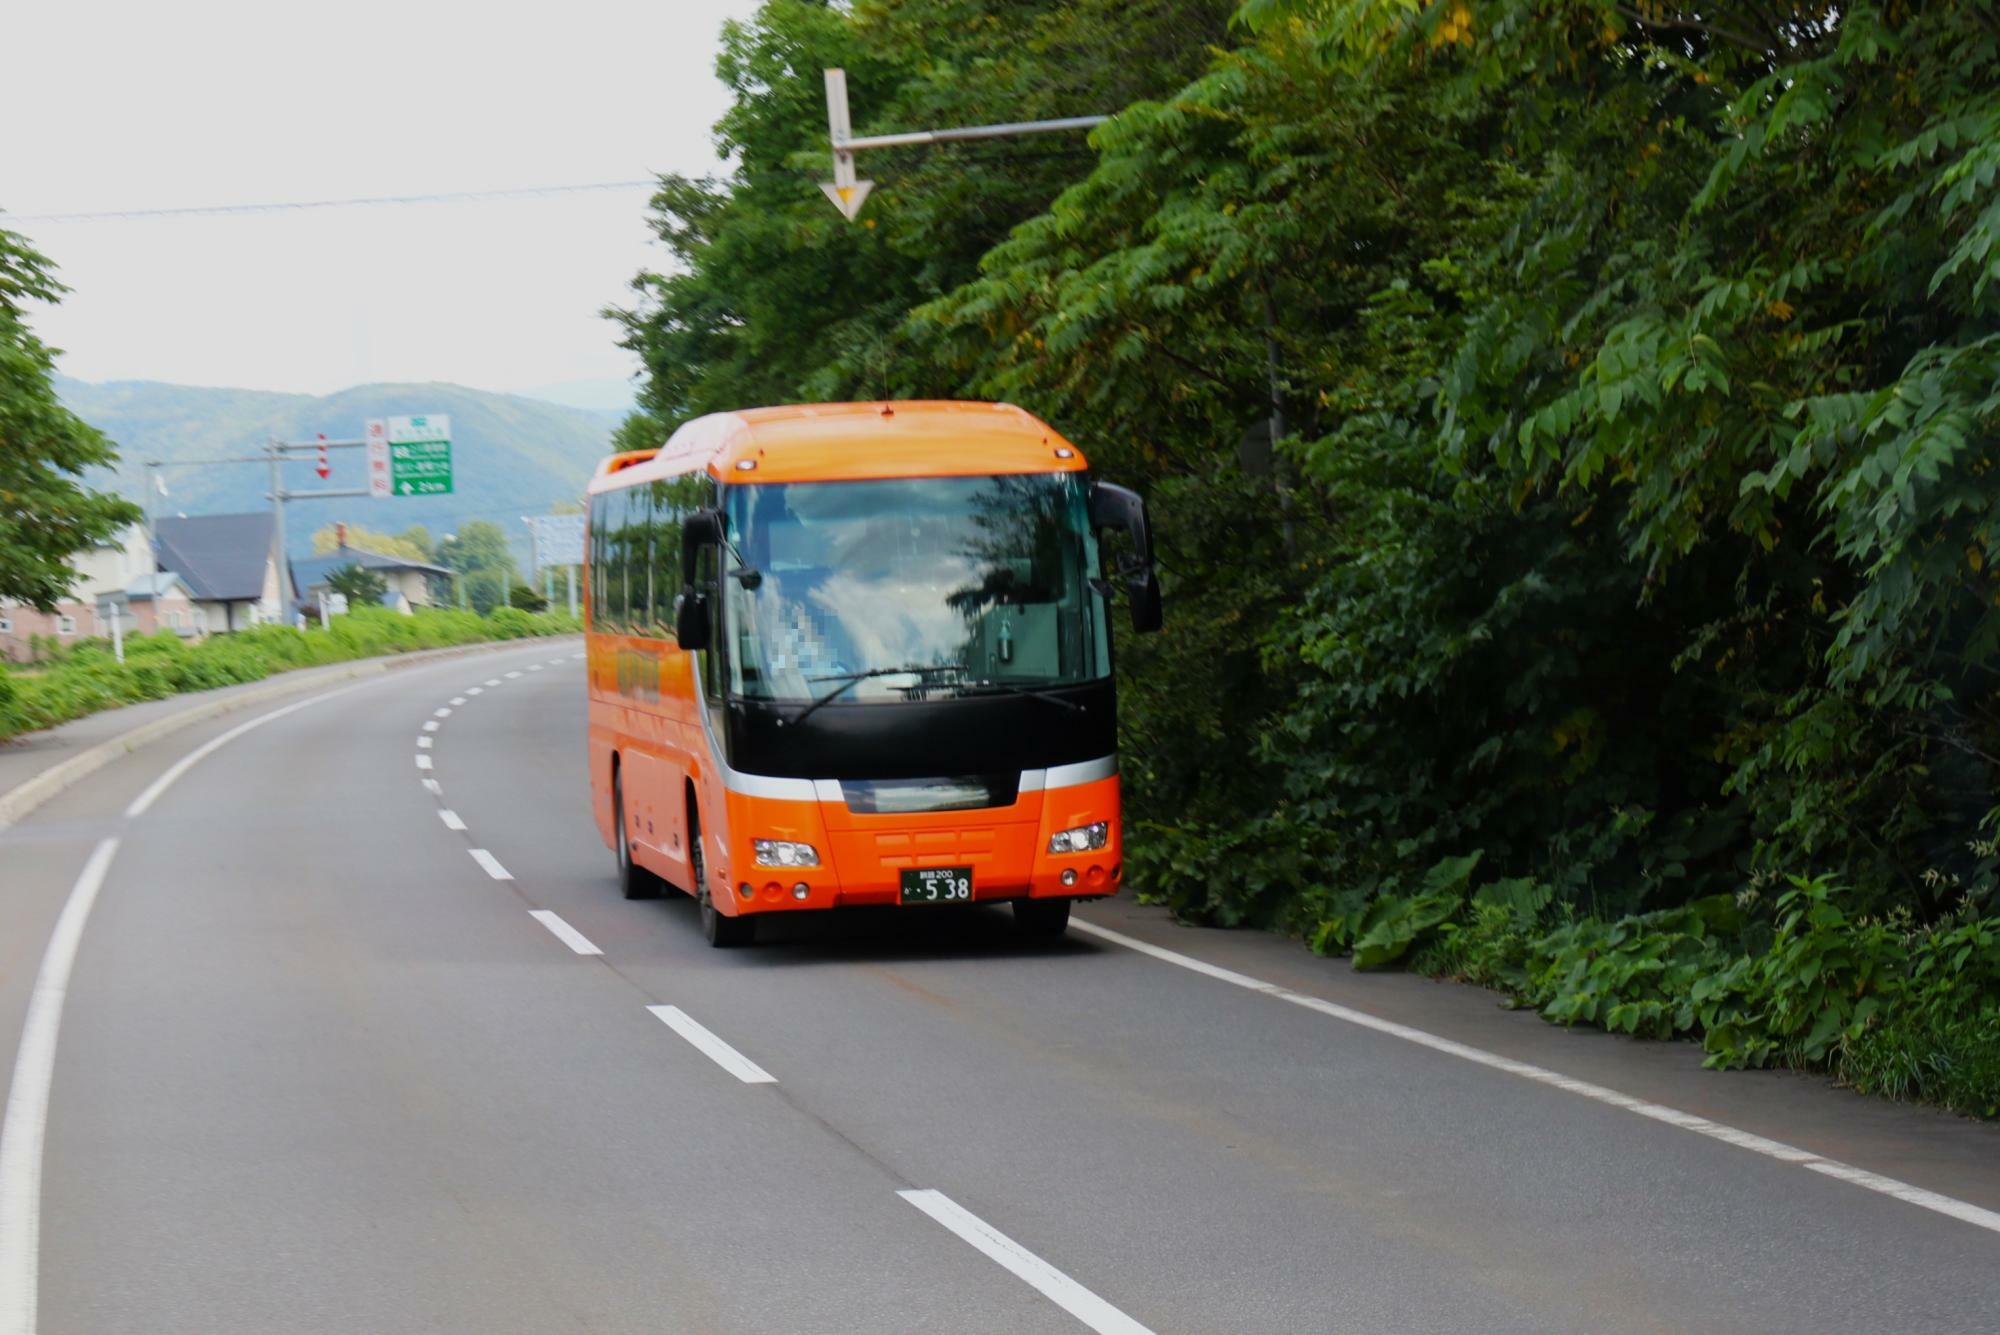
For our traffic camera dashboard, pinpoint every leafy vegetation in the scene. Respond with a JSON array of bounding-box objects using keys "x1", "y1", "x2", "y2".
[
  {"x1": 0, "y1": 228, "x2": 142, "y2": 609},
  {"x1": 0, "y1": 607, "x2": 579, "y2": 743},
  {"x1": 618, "y1": 1, "x2": 2000, "y2": 1113},
  {"x1": 325, "y1": 563, "x2": 390, "y2": 607}
]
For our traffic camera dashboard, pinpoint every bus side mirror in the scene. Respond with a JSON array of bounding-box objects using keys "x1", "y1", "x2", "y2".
[
  {"x1": 1088, "y1": 480, "x2": 1163, "y2": 633},
  {"x1": 676, "y1": 508, "x2": 723, "y2": 650},
  {"x1": 674, "y1": 590, "x2": 710, "y2": 650}
]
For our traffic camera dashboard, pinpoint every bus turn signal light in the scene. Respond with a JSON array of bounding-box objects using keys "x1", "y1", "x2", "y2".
[
  {"x1": 1048, "y1": 821, "x2": 1108, "y2": 854},
  {"x1": 754, "y1": 839, "x2": 819, "y2": 868}
]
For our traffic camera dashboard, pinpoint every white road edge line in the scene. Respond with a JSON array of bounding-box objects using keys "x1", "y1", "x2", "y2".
[
  {"x1": 1070, "y1": 919, "x2": 2000, "y2": 1237},
  {"x1": 0, "y1": 838, "x2": 118, "y2": 1335},
  {"x1": 647, "y1": 1005, "x2": 776, "y2": 1084},
  {"x1": 468, "y1": 849, "x2": 512, "y2": 881},
  {"x1": 897, "y1": 1189, "x2": 1155, "y2": 1335},
  {"x1": 529, "y1": 910, "x2": 602, "y2": 956},
  {"x1": 126, "y1": 685, "x2": 366, "y2": 818},
  {"x1": 438, "y1": 810, "x2": 466, "y2": 831}
]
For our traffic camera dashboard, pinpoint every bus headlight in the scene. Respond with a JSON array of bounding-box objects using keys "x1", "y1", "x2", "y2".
[
  {"x1": 753, "y1": 839, "x2": 819, "y2": 868},
  {"x1": 1048, "y1": 821, "x2": 1108, "y2": 854}
]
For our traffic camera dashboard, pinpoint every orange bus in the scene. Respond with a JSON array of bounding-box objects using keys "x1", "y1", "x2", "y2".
[{"x1": 584, "y1": 401, "x2": 1161, "y2": 946}]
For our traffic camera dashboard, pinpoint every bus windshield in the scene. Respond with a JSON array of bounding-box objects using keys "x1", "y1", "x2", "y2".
[{"x1": 720, "y1": 473, "x2": 1110, "y2": 704}]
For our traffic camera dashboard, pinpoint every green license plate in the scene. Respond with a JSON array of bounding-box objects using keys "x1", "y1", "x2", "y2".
[{"x1": 900, "y1": 867, "x2": 972, "y2": 905}]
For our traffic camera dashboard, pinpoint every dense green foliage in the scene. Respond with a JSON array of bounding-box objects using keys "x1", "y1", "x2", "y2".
[
  {"x1": 0, "y1": 229, "x2": 142, "y2": 608},
  {"x1": 437, "y1": 519, "x2": 521, "y2": 613},
  {"x1": 0, "y1": 607, "x2": 579, "y2": 742},
  {"x1": 620, "y1": 1, "x2": 2000, "y2": 1112},
  {"x1": 325, "y1": 562, "x2": 390, "y2": 607}
]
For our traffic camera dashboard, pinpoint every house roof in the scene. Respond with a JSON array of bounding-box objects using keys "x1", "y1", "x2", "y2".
[
  {"x1": 290, "y1": 547, "x2": 453, "y2": 594},
  {"x1": 153, "y1": 513, "x2": 276, "y2": 602}
]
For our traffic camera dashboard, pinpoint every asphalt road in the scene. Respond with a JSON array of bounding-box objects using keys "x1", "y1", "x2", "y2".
[{"x1": 2, "y1": 642, "x2": 1997, "y2": 1334}]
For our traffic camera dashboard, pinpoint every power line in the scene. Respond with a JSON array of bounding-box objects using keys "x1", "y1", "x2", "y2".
[{"x1": 5, "y1": 181, "x2": 657, "y2": 224}]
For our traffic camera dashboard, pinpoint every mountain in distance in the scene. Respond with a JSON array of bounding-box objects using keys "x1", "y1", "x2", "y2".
[{"x1": 58, "y1": 376, "x2": 622, "y2": 563}]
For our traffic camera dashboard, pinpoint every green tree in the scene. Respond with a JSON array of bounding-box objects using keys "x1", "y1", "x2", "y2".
[
  {"x1": 438, "y1": 520, "x2": 518, "y2": 614},
  {"x1": 325, "y1": 563, "x2": 389, "y2": 608},
  {"x1": 507, "y1": 581, "x2": 550, "y2": 612},
  {"x1": 0, "y1": 228, "x2": 141, "y2": 609}
]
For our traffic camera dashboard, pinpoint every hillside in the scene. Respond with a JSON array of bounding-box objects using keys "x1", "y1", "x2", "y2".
[{"x1": 58, "y1": 377, "x2": 622, "y2": 561}]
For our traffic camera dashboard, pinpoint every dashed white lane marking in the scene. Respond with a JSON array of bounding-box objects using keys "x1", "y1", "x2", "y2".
[
  {"x1": 438, "y1": 810, "x2": 466, "y2": 831},
  {"x1": 570, "y1": 653, "x2": 583, "y2": 660},
  {"x1": 449, "y1": 696, "x2": 466, "y2": 706},
  {"x1": 0, "y1": 838, "x2": 118, "y2": 1335},
  {"x1": 647, "y1": 1005, "x2": 776, "y2": 1084},
  {"x1": 897, "y1": 1189, "x2": 1154, "y2": 1335},
  {"x1": 466, "y1": 687, "x2": 483, "y2": 696},
  {"x1": 434, "y1": 707, "x2": 451, "y2": 719},
  {"x1": 417, "y1": 737, "x2": 433, "y2": 749},
  {"x1": 1070, "y1": 920, "x2": 2000, "y2": 1237},
  {"x1": 423, "y1": 720, "x2": 439, "y2": 733},
  {"x1": 528, "y1": 664, "x2": 543, "y2": 671},
  {"x1": 415, "y1": 755, "x2": 433, "y2": 771},
  {"x1": 505, "y1": 671, "x2": 522, "y2": 679},
  {"x1": 485, "y1": 678, "x2": 501, "y2": 686},
  {"x1": 529, "y1": 910, "x2": 602, "y2": 956},
  {"x1": 468, "y1": 849, "x2": 513, "y2": 881},
  {"x1": 422, "y1": 778, "x2": 442, "y2": 795}
]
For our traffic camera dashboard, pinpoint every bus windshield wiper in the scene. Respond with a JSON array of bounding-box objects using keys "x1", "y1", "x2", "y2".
[
  {"x1": 955, "y1": 680, "x2": 1086, "y2": 713},
  {"x1": 787, "y1": 663, "x2": 968, "y2": 726}
]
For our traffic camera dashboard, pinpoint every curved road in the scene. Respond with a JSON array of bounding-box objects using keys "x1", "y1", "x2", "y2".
[{"x1": 2, "y1": 642, "x2": 1997, "y2": 1333}]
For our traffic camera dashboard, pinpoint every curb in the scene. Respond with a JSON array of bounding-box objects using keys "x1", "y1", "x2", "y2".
[{"x1": 0, "y1": 635, "x2": 578, "y2": 832}]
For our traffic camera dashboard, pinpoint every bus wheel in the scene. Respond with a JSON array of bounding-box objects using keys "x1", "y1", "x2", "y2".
[
  {"x1": 691, "y1": 804, "x2": 754, "y2": 947},
  {"x1": 1012, "y1": 898, "x2": 1071, "y2": 938},
  {"x1": 614, "y1": 768, "x2": 661, "y2": 901}
]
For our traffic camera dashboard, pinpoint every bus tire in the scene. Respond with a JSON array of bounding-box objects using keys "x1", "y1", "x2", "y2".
[
  {"x1": 690, "y1": 803, "x2": 754, "y2": 947},
  {"x1": 614, "y1": 766, "x2": 662, "y2": 901},
  {"x1": 1012, "y1": 897, "x2": 1071, "y2": 938}
]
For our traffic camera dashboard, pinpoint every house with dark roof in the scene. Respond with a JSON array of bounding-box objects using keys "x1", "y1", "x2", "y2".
[
  {"x1": 152, "y1": 513, "x2": 283, "y2": 634},
  {"x1": 290, "y1": 545, "x2": 453, "y2": 618}
]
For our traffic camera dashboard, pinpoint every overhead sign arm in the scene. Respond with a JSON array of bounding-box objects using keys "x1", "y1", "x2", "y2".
[{"x1": 820, "y1": 68, "x2": 1108, "y2": 221}]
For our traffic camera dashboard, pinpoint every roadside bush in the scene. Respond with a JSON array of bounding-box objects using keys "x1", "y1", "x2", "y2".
[{"x1": 483, "y1": 606, "x2": 535, "y2": 638}]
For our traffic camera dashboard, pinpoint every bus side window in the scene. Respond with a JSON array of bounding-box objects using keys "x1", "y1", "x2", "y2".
[
  {"x1": 607, "y1": 489, "x2": 631, "y2": 630},
  {"x1": 651, "y1": 479, "x2": 682, "y2": 637}
]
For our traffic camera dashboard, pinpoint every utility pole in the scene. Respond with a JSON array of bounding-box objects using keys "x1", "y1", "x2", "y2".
[{"x1": 819, "y1": 68, "x2": 1108, "y2": 221}]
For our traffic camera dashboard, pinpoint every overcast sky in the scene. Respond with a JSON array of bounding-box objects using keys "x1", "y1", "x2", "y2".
[{"x1": 4, "y1": 0, "x2": 766, "y2": 402}]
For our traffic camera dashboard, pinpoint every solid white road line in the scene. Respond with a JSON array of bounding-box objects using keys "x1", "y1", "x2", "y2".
[
  {"x1": 449, "y1": 696, "x2": 466, "y2": 706},
  {"x1": 437, "y1": 810, "x2": 466, "y2": 831},
  {"x1": 417, "y1": 737, "x2": 433, "y2": 749},
  {"x1": 468, "y1": 849, "x2": 513, "y2": 881},
  {"x1": 415, "y1": 755, "x2": 433, "y2": 771},
  {"x1": 647, "y1": 1005, "x2": 776, "y2": 1084},
  {"x1": 422, "y1": 778, "x2": 442, "y2": 795},
  {"x1": 529, "y1": 910, "x2": 602, "y2": 956},
  {"x1": 897, "y1": 1189, "x2": 1154, "y2": 1335},
  {"x1": 0, "y1": 838, "x2": 118, "y2": 1335},
  {"x1": 422, "y1": 720, "x2": 439, "y2": 732},
  {"x1": 1071, "y1": 919, "x2": 2000, "y2": 1237},
  {"x1": 433, "y1": 707, "x2": 451, "y2": 718},
  {"x1": 125, "y1": 686, "x2": 365, "y2": 818}
]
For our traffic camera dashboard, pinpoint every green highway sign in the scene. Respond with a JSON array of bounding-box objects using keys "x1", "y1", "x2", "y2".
[{"x1": 368, "y1": 415, "x2": 454, "y2": 497}]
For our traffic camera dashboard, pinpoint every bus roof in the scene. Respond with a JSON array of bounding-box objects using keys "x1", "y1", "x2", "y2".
[{"x1": 586, "y1": 400, "x2": 1087, "y2": 494}]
